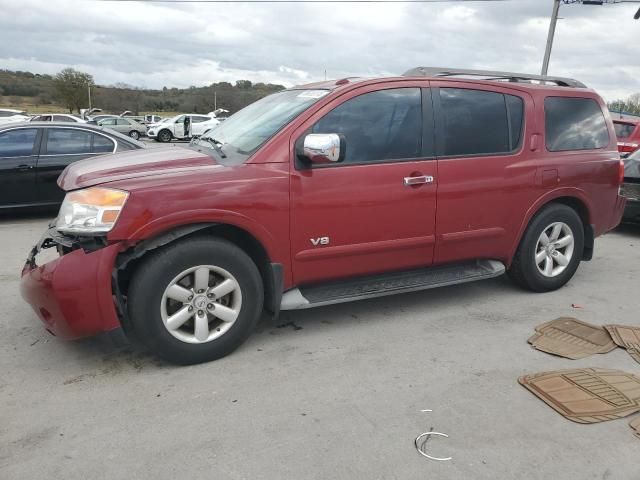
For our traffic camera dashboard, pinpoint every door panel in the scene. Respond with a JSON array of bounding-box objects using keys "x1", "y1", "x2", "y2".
[
  {"x1": 174, "y1": 116, "x2": 186, "y2": 138},
  {"x1": 0, "y1": 127, "x2": 39, "y2": 207},
  {"x1": 36, "y1": 128, "x2": 100, "y2": 204},
  {"x1": 290, "y1": 85, "x2": 437, "y2": 285},
  {"x1": 115, "y1": 118, "x2": 131, "y2": 134},
  {"x1": 430, "y1": 82, "x2": 537, "y2": 264}
]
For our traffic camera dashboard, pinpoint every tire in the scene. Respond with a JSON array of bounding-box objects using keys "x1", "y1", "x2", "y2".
[
  {"x1": 129, "y1": 130, "x2": 140, "y2": 140},
  {"x1": 508, "y1": 203, "x2": 584, "y2": 292},
  {"x1": 158, "y1": 129, "x2": 172, "y2": 143},
  {"x1": 128, "y1": 237, "x2": 264, "y2": 365}
]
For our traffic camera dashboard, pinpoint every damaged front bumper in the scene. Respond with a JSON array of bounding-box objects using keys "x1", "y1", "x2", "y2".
[{"x1": 20, "y1": 224, "x2": 124, "y2": 340}]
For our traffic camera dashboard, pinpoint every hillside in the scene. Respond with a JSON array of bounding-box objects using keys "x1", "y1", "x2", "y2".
[{"x1": 0, "y1": 69, "x2": 285, "y2": 115}]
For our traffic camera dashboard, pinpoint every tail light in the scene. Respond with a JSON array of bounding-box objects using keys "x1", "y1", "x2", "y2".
[{"x1": 618, "y1": 142, "x2": 639, "y2": 153}]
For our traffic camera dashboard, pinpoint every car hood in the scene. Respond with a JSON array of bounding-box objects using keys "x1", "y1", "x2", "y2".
[
  {"x1": 148, "y1": 121, "x2": 170, "y2": 129},
  {"x1": 58, "y1": 147, "x2": 220, "y2": 190}
]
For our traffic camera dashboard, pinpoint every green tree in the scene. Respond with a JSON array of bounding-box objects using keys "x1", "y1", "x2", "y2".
[
  {"x1": 53, "y1": 68, "x2": 94, "y2": 113},
  {"x1": 608, "y1": 93, "x2": 640, "y2": 116},
  {"x1": 235, "y1": 80, "x2": 252, "y2": 89}
]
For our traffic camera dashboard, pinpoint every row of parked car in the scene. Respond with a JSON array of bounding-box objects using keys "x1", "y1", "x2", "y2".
[{"x1": 0, "y1": 108, "x2": 228, "y2": 142}]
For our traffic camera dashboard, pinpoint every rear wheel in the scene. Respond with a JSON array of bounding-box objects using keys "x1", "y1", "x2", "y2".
[
  {"x1": 508, "y1": 203, "x2": 584, "y2": 292},
  {"x1": 128, "y1": 237, "x2": 264, "y2": 364},
  {"x1": 158, "y1": 129, "x2": 172, "y2": 143},
  {"x1": 128, "y1": 130, "x2": 140, "y2": 140}
]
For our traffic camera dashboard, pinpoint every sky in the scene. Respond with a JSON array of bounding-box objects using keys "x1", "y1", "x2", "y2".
[{"x1": 1, "y1": 0, "x2": 639, "y2": 101}]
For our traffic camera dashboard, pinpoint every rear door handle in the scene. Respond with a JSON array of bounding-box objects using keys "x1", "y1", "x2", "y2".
[
  {"x1": 17, "y1": 164, "x2": 34, "y2": 171},
  {"x1": 404, "y1": 175, "x2": 434, "y2": 186}
]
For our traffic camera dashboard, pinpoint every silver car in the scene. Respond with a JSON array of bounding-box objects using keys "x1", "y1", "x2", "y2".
[{"x1": 97, "y1": 117, "x2": 146, "y2": 140}]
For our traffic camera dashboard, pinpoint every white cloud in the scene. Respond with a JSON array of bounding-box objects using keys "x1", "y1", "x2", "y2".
[{"x1": 1, "y1": 0, "x2": 639, "y2": 100}]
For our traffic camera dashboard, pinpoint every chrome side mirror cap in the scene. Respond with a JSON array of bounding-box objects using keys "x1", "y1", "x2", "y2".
[{"x1": 303, "y1": 133, "x2": 343, "y2": 164}]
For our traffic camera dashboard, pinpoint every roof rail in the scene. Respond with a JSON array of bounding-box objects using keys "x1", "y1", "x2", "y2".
[{"x1": 402, "y1": 67, "x2": 586, "y2": 88}]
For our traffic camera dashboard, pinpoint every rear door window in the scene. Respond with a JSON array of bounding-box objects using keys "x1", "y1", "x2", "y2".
[
  {"x1": 0, "y1": 128, "x2": 38, "y2": 157},
  {"x1": 92, "y1": 134, "x2": 115, "y2": 153},
  {"x1": 46, "y1": 128, "x2": 92, "y2": 155},
  {"x1": 53, "y1": 115, "x2": 74, "y2": 122},
  {"x1": 545, "y1": 97, "x2": 609, "y2": 151},
  {"x1": 437, "y1": 88, "x2": 523, "y2": 156}
]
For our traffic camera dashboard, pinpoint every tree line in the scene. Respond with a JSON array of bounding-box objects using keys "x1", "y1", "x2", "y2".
[
  {"x1": 0, "y1": 68, "x2": 285, "y2": 115},
  {"x1": 607, "y1": 93, "x2": 640, "y2": 117},
  {"x1": 4, "y1": 67, "x2": 640, "y2": 119}
]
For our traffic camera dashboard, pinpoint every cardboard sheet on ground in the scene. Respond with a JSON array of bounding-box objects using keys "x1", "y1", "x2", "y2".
[
  {"x1": 604, "y1": 325, "x2": 640, "y2": 365},
  {"x1": 528, "y1": 318, "x2": 617, "y2": 360},
  {"x1": 519, "y1": 368, "x2": 640, "y2": 424},
  {"x1": 629, "y1": 417, "x2": 640, "y2": 439}
]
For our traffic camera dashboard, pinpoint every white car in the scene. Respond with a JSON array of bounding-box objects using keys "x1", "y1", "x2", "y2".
[
  {"x1": 147, "y1": 114, "x2": 220, "y2": 142},
  {"x1": 30, "y1": 113, "x2": 87, "y2": 123},
  {"x1": 0, "y1": 109, "x2": 31, "y2": 125}
]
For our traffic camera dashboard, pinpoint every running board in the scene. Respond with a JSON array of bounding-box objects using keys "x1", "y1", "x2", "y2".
[{"x1": 280, "y1": 260, "x2": 506, "y2": 310}]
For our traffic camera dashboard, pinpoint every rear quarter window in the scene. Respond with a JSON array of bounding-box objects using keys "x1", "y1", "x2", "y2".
[{"x1": 545, "y1": 97, "x2": 609, "y2": 152}]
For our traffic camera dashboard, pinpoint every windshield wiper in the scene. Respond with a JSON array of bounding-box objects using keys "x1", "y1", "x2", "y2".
[{"x1": 195, "y1": 137, "x2": 227, "y2": 158}]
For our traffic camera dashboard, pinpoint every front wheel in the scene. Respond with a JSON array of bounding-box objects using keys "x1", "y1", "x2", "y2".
[
  {"x1": 508, "y1": 203, "x2": 584, "y2": 292},
  {"x1": 158, "y1": 129, "x2": 172, "y2": 143},
  {"x1": 129, "y1": 130, "x2": 140, "y2": 140},
  {"x1": 128, "y1": 237, "x2": 264, "y2": 364}
]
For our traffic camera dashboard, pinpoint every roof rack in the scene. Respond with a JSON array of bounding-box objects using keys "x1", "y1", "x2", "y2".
[{"x1": 402, "y1": 67, "x2": 586, "y2": 88}]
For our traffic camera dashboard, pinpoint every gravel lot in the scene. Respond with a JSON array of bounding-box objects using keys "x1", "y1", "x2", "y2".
[{"x1": 1, "y1": 214, "x2": 639, "y2": 479}]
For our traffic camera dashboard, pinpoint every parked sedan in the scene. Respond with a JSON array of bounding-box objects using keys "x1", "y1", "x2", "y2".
[
  {"x1": 97, "y1": 117, "x2": 147, "y2": 140},
  {"x1": 0, "y1": 122, "x2": 143, "y2": 209},
  {"x1": 0, "y1": 109, "x2": 30, "y2": 125},
  {"x1": 621, "y1": 150, "x2": 640, "y2": 223},
  {"x1": 30, "y1": 114, "x2": 86, "y2": 123}
]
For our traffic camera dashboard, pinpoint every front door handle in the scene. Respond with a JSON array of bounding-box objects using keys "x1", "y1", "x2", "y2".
[
  {"x1": 404, "y1": 175, "x2": 434, "y2": 186},
  {"x1": 17, "y1": 164, "x2": 34, "y2": 171}
]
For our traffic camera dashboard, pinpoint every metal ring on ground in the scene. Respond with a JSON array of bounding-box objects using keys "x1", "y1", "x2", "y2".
[{"x1": 414, "y1": 431, "x2": 452, "y2": 462}]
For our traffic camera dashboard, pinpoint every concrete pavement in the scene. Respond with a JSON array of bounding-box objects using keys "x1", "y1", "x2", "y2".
[{"x1": 1, "y1": 214, "x2": 639, "y2": 479}]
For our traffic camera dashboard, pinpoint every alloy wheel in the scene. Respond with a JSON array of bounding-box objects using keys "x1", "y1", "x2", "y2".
[
  {"x1": 535, "y1": 221, "x2": 575, "y2": 278},
  {"x1": 160, "y1": 265, "x2": 242, "y2": 344}
]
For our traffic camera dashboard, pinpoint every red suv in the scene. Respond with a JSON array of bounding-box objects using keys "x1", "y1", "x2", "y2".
[
  {"x1": 613, "y1": 118, "x2": 640, "y2": 155},
  {"x1": 20, "y1": 67, "x2": 626, "y2": 364}
]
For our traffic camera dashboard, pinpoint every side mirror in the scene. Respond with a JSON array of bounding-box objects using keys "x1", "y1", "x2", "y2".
[{"x1": 302, "y1": 133, "x2": 343, "y2": 164}]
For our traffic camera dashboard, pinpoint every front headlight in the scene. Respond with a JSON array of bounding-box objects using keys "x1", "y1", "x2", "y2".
[{"x1": 56, "y1": 187, "x2": 129, "y2": 234}]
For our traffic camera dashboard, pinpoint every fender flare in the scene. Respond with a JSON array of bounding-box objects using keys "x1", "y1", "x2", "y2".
[
  {"x1": 507, "y1": 187, "x2": 593, "y2": 265},
  {"x1": 119, "y1": 209, "x2": 279, "y2": 262}
]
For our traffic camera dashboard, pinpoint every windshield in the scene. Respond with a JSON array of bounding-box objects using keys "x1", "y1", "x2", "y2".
[
  {"x1": 614, "y1": 121, "x2": 636, "y2": 139},
  {"x1": 196, "y1": 89, "x2": 329, "y2": 164}
]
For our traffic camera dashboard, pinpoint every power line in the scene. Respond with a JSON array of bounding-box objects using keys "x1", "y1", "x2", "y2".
[{"x1": 94, "y1": 0, "x2": 509, "y2": 3}]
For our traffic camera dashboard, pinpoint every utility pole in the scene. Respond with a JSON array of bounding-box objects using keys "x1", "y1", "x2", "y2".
[
  {"x1": 542, "y1": 1, "x2": 640, "y2": 76},
  {"x1": 542, "y1": 0, "x2": 561, "y2": 76},
  {"x1": 88, "y1": 84, "x2": 92, "y2": 110},
  {"x1": 214, "y1": 90, "x2": 217, "y2": 110}
]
